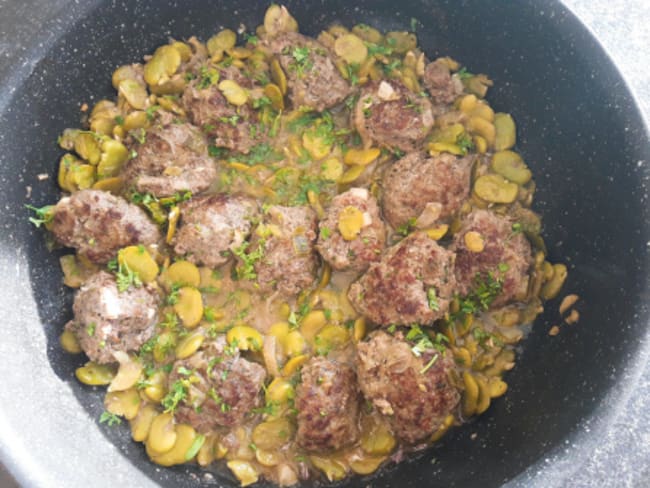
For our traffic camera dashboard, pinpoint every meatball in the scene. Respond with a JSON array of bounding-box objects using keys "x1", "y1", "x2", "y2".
[
  {"x1": 122, "y1": 122, "x2": 216, "y2": 197},
  {"x1": 244, "y1": 205, "x2": 318, "y2": 297},
  {"x1": 356, "y1": 331, "x2": 460, "y2": 444},
  {"x1": 50, "y1": 189, "x2": 161, "y2": 264},
  {"x1": 382, "y1": 152, "x2": 473, "y2": 229},
  {"x1": 316, "y1": 188, "x2": 386, "y2": 272},
  {"x1": 295, "y1": 357, "x2": 360, "y2": 451},
  {"x1": 172, "y1": 194, "x2": 259, "y2": 268},
  {"x1": 353, "y1": 79, "x2": 434, "y2": 152},
  {"x1": 452, "y1": 209, "x2": 532, "y2": 307},
  {"x1": 266, "y1": 32, "x2": 351, "y2": 111},
  {"x1": 66, "y1": 271, "x2": 160, "y2": 364},
  {"x1": 348, "y1": 232, "x2": 456, "y2": 326},
  {"x1": 182, "y1": 67, "x2": 263, "y2": 154},
  {"x1": 423, "y1": 59, "x2": 463, "y2": 105},
  {"x1": 167, "y1": 338, "x2": 266, "y2": 433}
]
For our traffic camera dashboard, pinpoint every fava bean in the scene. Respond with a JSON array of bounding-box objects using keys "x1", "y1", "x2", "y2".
[
  {"x1": 173, "y1": 287, "x2": 204, "y2": 328},
  {"x1": 491, "y1": 150, "x2": 532, "y2": 185},
  {"x1": 474, "y1": 174, "x2": 519, "y2": 204}
]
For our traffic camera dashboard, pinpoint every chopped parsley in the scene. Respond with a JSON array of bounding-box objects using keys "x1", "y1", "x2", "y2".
[
  {"x1": 208, "y1": 145, "x2": 228, "y2": 158},
  {"x1": 419, "y1": 354, "x2": 438, "y2": 374},
  {"x1": 406, "y1": 325, "x2": 434, "y2": 357},
  {"x1": 145, "y1": 105, "x2": 160, "y2": 120},
  {"x1": 457, "y1": 132, "x2": 475, "y2": 154},
  {"x1": 198, "y1": 66, "x2": 220, "y2": 89},
  {"x1": 456, "y1": 67, "x2": 474, "y2": 80},
  {"x1": 26, "y1": 204, "x2": 54, "y2": 228},
  {"x1": 115, "y1": 260, "x2": 142, "y2": 293},
  {"x1": 366, "y1": 41, "x2": 393, "y2": 57},
  {"x1": 232, "y1": 240, "x2": 265, "y2": 281},
  {"x1": 427, "y1": 288, "x2": 440, "y2": 312},
  {"x1": 396, "y1": 217, "x2": 417, "y2": 236},
  {"x1": 162, "y1": 380, "x2": 188, "y2": 413},
  {"x1": 86, "y1": 322, "x2": 96, "y2": 337},
  {"x1": 455, "y1": 272, "x2": 504, "y2": 318},
  {"x1": 99, "y1": 411, "x2": 122, "y2": 427},
  {"x1": 288, "y1": 46, "x2": 313, "y2": 77}
]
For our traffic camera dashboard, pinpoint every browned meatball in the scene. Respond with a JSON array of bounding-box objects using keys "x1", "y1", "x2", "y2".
[
  {"x1": 182, "y1": 66, "x2": 264, "y2": 154},
  {"x1": 172, "y1": 194, "x2": 259, "y2": 268},
  {"x1": 382, "y1": 152, "x2": 473, "y2": 229},
  {"x1": 356, "y1": 331, "x2": 460, "y2": 444},
  {"x1": 423, "y1": 59, "x2": 463, "y2": 105},
  {"x1": 452, "y1": 209, "x2": 533, "y2": 307},
  {"x1": 295, "y1": 357, "x2": 360, "y2": 451},
  {"x1": 316, "y1": 188, "x2": 386, "y2": 272},
  {"x1": 66, "y1": 271, "x2": 160, "y2": 364},
  {"x1": 348, "y1": 232, "x2": 456, "y2": 326},
  {"x1": 243, "y1": 205, "x2": 318, "y2": 297},
  {"x1": 50, "y1": 189, "x2": 161, "y2": 264},
  {"x1": 167, "y1": 338, "x2": 266, "y2": 433},
  {"x1": 353, "y1": 79, "x2": 434, "y2": 152},
  {"x1": 122, "y1": 122, "x2": 216, "y2": 197},
  {"x1": 266, "y1": 32, "x2": 351, "y2": 111}
]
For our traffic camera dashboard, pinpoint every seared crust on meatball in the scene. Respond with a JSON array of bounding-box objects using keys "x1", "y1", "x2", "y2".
[
  {"x1": 266, "y1": 32, "x2": 351, "y2": 111},
  {"x1": 423, "y1": 59, "x2": 463, "y2": 105},
  {"x1": 295, "y1": 357, "x2": 360, "y2": 451},
  {"x1": 348, "y1": 232, "x2": 456, "y2": 326},
  {"x1": 50, "y1": 189, "x2": 161, "y2": 264},
  {"x1": 382, "y1": 152, "x2": 473, "y2": 229},
  {"x1": 316, "y1": 188, "x2": 386, "y2": 272},
  {"x1": 356, "y1": 331, "x2": 460, "y2": 444},
  {"x1": 122, "y1": 122, "x2": 216, "y2": 197},
  {"x1": 182, "y1": 66, "x2": 264, "y2": 154},
  {"x1": 246, "y1": 205, "x2": 319, "y2": 297},
  {"x1": 353, "y1": 79, "x2": 434, "y2": 152},
  {"x1": 168, "y1": 338, "x2": 266, "y2": 433},
  {"x1": 452, "y1": 209, "x2": 533, "y2": 307},
  {"x1": 67, "y1": 271, "x2": 160, "y2": 364},
  {"x1": 173, "y1": 194, "x2": 259, "y2": 268}
]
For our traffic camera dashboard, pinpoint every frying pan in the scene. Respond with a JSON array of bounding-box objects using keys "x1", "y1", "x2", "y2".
[{"x1": 0, "y1": 0, "x2": 648, "y2": 487}]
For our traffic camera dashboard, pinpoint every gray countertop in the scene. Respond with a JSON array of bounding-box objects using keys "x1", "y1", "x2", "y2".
[{"x1": 0, "y1": 1, "x2": 648, "y2": 487}]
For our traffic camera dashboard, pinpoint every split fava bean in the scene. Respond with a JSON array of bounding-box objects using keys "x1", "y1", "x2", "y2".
[
  {"x1": 252, "y1": 418, "x2": 293, "y2": 450},
  {"x1": 541, "y1": 263, "x2": 568, "y2": 300},
  {"x1": 474, "y1": 174, "x2": 519, "y2": 204},
  {"x1": 144, "y1": 45, "x2": 181, "y2": 87},
  {"x1": 175, "y1": 331, "x2": 205, "y2": 359},
  {"x1": 151, "y1": 424, "x2": 198, "y2": 467},
  {"x1": 343, "y1": 147, "x2": 380, "y2": 166},
  {"x1": 173, "y1": 287, "x2": 203, "y2": 328},
  {"x1": 349, "y1": 455, "x2": 386, "y2": 475},
  {"x1": 60, "y1": 329, "x2": 82, "y2": 354},
  {"x1": 227, "y1": 325, "x2": 263, "y2": 351},
  {"x1": 130, "y1": 404, "x2": 158, "y2": 442},
  {"x1": 338, "y1": 206, "x2": 364, "y2": 241},
  {"x1": 118, "y1": 245, "x2": 159, "y2": 283},
  {"x1": 146, "y1": 412, "x2": 177, "y2": 456},
  {"x1": 161, "y1": 260, "x2": 201, "y2": 290},
  {"x1": 334, "y1": 34, "x2": 368, "y2": 64},
  {"x1": 76, "y1": 362, "x2": 116, "y2": 386},
  {"x1": 494, "y1": 113, "x2": 517, "y2": 150},
  {"x1": 491, "y1": 150, "x2": 532, "y2": 185},
  {"x1": 105, "y1": 388, "x2": 141, "y2": 420},
  {"x1": 218, "y1": 80, "x2": 248, "y2": 106},
  {"x1": 207, "y1": 29, "x2": 237, "y2": 56},
  {"x1": 227, "y1": 460, "x2": 259, "y2": 487}
]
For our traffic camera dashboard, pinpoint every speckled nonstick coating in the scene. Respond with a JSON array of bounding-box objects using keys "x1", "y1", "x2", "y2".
[{"x1": 0, "y1": 1, "x2": 648, "y2": 487}]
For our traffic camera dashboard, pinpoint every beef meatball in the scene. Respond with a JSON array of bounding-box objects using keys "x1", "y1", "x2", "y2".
[
  {"x1": 316, "y1": 188, "x2": 386, "y2": 272},
  {"x1": 452, "y1": 209, "x2": 532, "y2": 307},
  {"x1": 356, "y1": 331, "x2": 460, "y2": 444},
  {"x1": 243, "y1": 205, "x2": 318, "y2": 297},
  {"x1": 423, "y1": 59, "x2": 464, "y2": 105},
  {"x1": 50, "y1": 189, "x2": 161, "y2": 264},
  {"x1": 122, "y1": 122, "x2": 216, "y2": 197},
  {"x1": 167, "y1": 338, "x2": 266, "y2": 433},
  {"x1": 182, "y1": 66, "x2": 264, "y2": 154},
  {"x1": 295, "y1": 357, "x2": 360, "y2": 451},
  {"x1": 66, "y1": 271, "x2": 160, "y2": 364},
  {"x1": 266, "y1": 32, "x2": 351, "y2": 111},
  {"x1": 382, "y1": 152, "x2": 473, "y2": 229},
  {"x1": 353, "y1": 79, "x2": 434, "y2": 152},
  {"x1": 348, "y1": 232, "x2": 456, "y2": 326},
  {"x1": 172, "y1": 194, "x2": 259, "y2": 268}
]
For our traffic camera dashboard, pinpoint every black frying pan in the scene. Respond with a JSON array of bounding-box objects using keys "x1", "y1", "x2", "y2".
[{"x1": 0, "y1": 0, "x2": 648, "y2": 487}]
